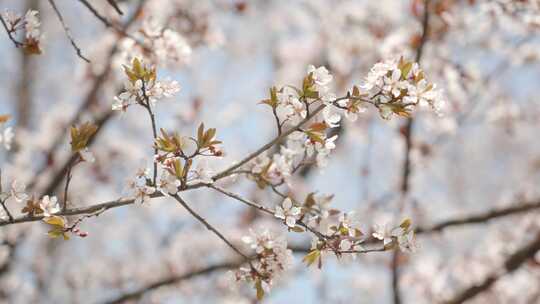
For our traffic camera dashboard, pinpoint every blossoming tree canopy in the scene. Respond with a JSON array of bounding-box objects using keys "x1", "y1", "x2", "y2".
[{"x1": 0, "y1": 0, "x2": 540, "y2": 303}]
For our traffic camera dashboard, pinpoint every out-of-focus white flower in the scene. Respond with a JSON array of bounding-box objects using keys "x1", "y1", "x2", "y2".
[
  {"x1": 10, "y1": 180, "x2": 28, "y2": 202},
  {"x1": 133, "y1": 184, "x2": 156, "y2": 204},
  {"x1": 372, "y1": 223, "x2": 394, "y2": 246},
  {"x1": 397, "y1": 229, "x2": 417, "y2": 253},
  {"x1": 40, "y1": 195, "x2": 59, "y2": 217},
  {"x1": 275, "y1": 197, "x2": 301, "y2": 227},
  {"x1": 0, "y1": 127, "x2": 14, "y2": 150},
  {"x1": 322, "y1": 106, "x2": 341, "y2": 128},
  {"x1": 112, "y1": 80, "x2": 143, "y2": 111},
  {"x1": 157, "y1": 171, "x2": 180, "y2": 195},
  {"x1": 236, "y1": 229, "x2": 293, "y2": 296},
  {"x1": 79, "y1": 148, "x2": 95, "y2": 163},
  {"x1": 190, "y1": 161, "x2": 214, "y2": 184},
  {"x1": 24, "y1": 10, "x2": 40, "y2": 39},
  {"x1": 155, "y1": 29, "x2": 192, "y2": 65},
  {"x1": 308, "y1": 65, "x2": 333, "y2": 91},
  {"x1": 276, "y1": 87, "x2": 306, "y2": 124},
  {"x1": 128, "y1": 168, "x2": 156, "y2": 204},
  {"x1": 373, "y1": 219, "x2": 417, "y2": 252},
  {"x1": 307, "y1": 65, "x2": 334, "y2": 103},
  {"x1": 147, "y1": 79, "x2": 180, "y2": 106}
]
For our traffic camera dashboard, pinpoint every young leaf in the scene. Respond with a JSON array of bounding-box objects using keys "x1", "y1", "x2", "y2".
[
  {"x1": 255, "y1": 279, "x2": 265, "y2": 300},
  {"x1": 70, "y1": 122, "x2": 98, "y2": 152},
  {"x1": 303, "y1": 249, "x2": 321, "y2": 267}
]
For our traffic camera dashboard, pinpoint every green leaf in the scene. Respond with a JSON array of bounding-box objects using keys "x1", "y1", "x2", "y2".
[
  {"x1": 197, "y1": 123, "x2": 204, "y2": 145},
  {"x1": 44, "y1": 216, "x2": 66, "y2": 227},
  {"x1": 352, "y1": 85, "x2": 361, "y2": 97},
  {"x1": 260, "y1": 86, "x2": 279, "y2": 108},
  {"x1": 70, "y1": 122, "x2": 98, "y2": 152},
  {"x1": 290, "y1": 226, "x2": 305, "y2": 233},
  {"x1": 303, "y1": 249, "x2": 321, "y2": 267},
  {"x1": 399, "y1": 218, "x2": 412, "y2": 230},
  {"x1": 255, "y1": 279, "x2": 265, "y2": 300},
  {"x1": 400, "y1": 62, "x2": 413, "y2": 79}
]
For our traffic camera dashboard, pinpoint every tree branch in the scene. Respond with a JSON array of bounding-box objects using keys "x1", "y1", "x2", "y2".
[
  {"x1": 0, "y1": 14, "x2": 23, "y2": 48},
  {"x1": 443, "y1": 232, "x2": 540, "y2": 304},
  {"x1": 171, "y1": 194, "x2": 251, "y2": 260},
  {"x1": 391, "y1": 1, "x2": 431, "y2": 302},
  {"x1": 47, "y1": 0, "x2": 90, "y2": 62},
  {"x1": 102, "y1": 259, "x2": 243, "y2": 304}
]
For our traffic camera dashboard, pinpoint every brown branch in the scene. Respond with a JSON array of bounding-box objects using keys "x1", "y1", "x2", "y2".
[
  {"x1": 47, "y1": 0, "x2": 90, "y2": 62},
  {"x1": 392, "y1": 1, "x2": 431, "y2": 302},
  {"x1": 415, "y1": 200, "x2": 540, "y2": 234},
  {"x1": 141, "y1": 86, "x2": 158, "y2": 185},
  {"x1": 443, "y1": 232, "x2": 540, "y2": 304},
  {"x1": 171, "y1": 194, "x2": 250, "y2": 260},
  {"x1": 101, "y1": 243, "x2": 384, "y2": 304},
  {"x1": 102, "y1": 260, "x2": 243, "y2": 304},
  {"x1": 106, "y1": 0, "x2": 124, "y2": 15},
  {"x1": 62, "y1": 160, "x2": 74, "y2": 212},
  {"x1": 76, "y1": 0, "x2": 114, "y2": 28},
  {"x1": 99, "y1": 197, "x2": 540, "y2": 304},
  {"x1": 0, "y1": 15, "x2": 23, "y2": 48},
  {"x1": 76, "y1": 0, "x2": 147, "y2": 48},
  {"x1": 209, "y1": 103, "x2": 326, "y2": 182}
]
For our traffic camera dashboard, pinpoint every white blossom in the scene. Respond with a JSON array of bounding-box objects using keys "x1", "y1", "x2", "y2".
[
  {"x1": 0, "y1": 127, "x2": 14, "y2": 150},
  {"x1": 236, "y1": 229, "x2": 293, "y2": 294},
  {"x1": 372, "y1": 223, "x2": 394, "y2": 246},
  {"x1": 10, "y1": 180, "x2": 27, "y2": 202},
  {"x1": 24, "y1": 10, "x2": 41, "y2": 39},
  {"x1": 190, "y1": 161, "x2": 214, "y2": 184},
  {"x1": 79, "y1": 148, "x2": 95, "y2": 163},
  {"x1": 157, "y1": 171, "x2": 181, "y2": 195},
  {"x1": 307, "y1": 65, "x2": 333, "y2": 98},
  {"x1": 40, "y1": 195, "x2": 60, "y2": 217},
  {"x1": 274, "y1": 197, "x2": 301, "y2": 227}
]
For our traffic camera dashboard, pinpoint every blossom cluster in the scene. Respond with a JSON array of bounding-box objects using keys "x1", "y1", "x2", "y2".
[
  {"x1": 372, "y1": 218, "x2": 417, "y2": 252},
  {"x1": 361, "y1": 57, "x2": 445, "y2": 119},
  {"x1": 117, "y1": 17, "x2": 192, "y2": 68},
  {"x1": 1, "y1": 9, "x2": 43, "y2": 54},
  {"x1": 0, "y1": 179, "x2": 88, "y2": 239},
  {"x1": 112, "y1": 58, "x2": 180, "y2": 112},
  {"x1": 232, "y1": 229, "x2": 294, "y2": 299},
  {"x1": 127, "y1": 167, "x2": 156, "y2": 204}
]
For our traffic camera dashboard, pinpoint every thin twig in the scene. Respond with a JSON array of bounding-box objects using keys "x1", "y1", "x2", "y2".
[
  {"x1": 76, "y1": 0, "x2": 114, "y2": 27},
  {"x1": 47, "y1": 0, "x2": 90, "y2": 62},
  {"x1": 102, "y1": 260, "x2": 243, "y2": 304},
  {"x1": 171, "y1": 194, "x2": 251, "y2": 260},
  {"x1": 141, "y1": 84, "x2": 158, "y2": 185},
  {"x1": 106, "y1": 0, "x2": 124, "y2": 15},
  {"x1": 209, "y1": 104, "x2": 325, "y2": 182},
  {"x1": 62, "y1": 161, "x2": 74, "y2": 212},
  {"x1": 0, "y1": 200, "x2": 13, "y2": 222},
  {"x1": 0, "y1": 14, "x2": 23, "y2": 48}
]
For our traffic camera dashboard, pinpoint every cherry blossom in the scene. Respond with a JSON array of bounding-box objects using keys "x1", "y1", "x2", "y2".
[
  {"x1": 274, "y1": 197, "x2": 301, "y2": 228},
  {"x1": 40, "y1": 195, "x2": 60, "y2": 217}
]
